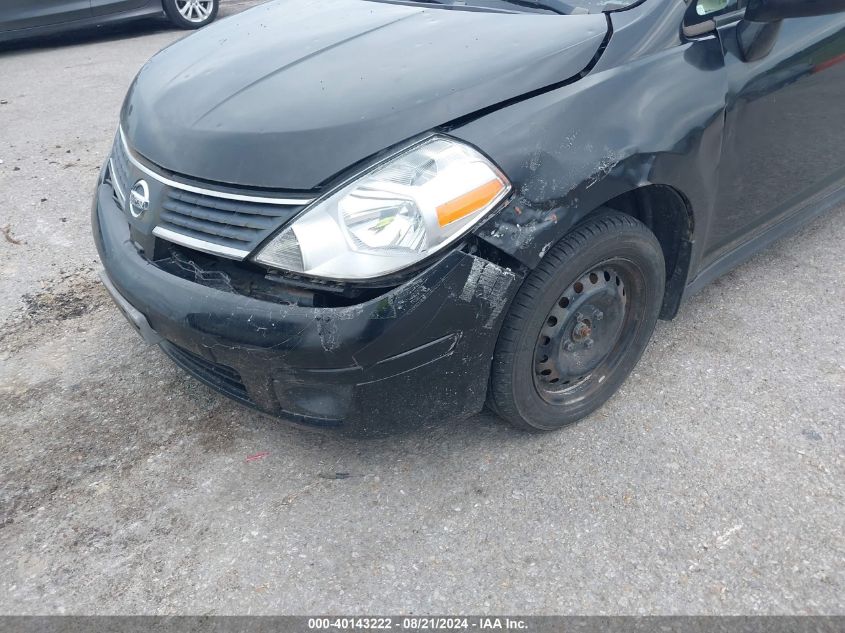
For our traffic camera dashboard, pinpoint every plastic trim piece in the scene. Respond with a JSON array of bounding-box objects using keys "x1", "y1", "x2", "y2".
[{"x1": 151, "y1": 226, "x2": 252, "y2": 260}]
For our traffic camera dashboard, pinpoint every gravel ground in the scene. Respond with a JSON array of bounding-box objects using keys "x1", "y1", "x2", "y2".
[{"x1": 0, "y1": 0, "x2": 843, "y2": 615}]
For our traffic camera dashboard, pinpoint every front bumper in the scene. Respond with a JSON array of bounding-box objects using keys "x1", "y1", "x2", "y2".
[{"x1": 93, "y1": 185, "x2": 520, "y2": 434}]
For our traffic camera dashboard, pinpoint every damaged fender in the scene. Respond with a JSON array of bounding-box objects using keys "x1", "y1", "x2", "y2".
[{"x1": 453, "y1": 1, "x2": 721, "y2": 309}]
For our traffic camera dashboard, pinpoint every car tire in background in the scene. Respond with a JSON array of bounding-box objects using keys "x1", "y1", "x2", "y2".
[
  {"x1": 163, "y1": 0, "x2": 219, "y2": 29},
  {"x1": 488, "y1": 212, "x2": 666, "y2": 431}
]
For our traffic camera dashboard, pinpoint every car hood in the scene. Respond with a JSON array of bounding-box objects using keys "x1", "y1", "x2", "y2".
[{"x1": 122, "y1": 0, "x2": 607, "y2": 191}]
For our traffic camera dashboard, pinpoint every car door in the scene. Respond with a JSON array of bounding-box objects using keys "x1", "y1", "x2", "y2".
[
  {"x1": 689, "y1": 1, "x2": 845, "y2": 264},
  {"x1": 0, "y1": 0, "x2": 91, "y2": 32},
  {"x1": 90, "y1": 0, "x2": 154, "y2": 17}
]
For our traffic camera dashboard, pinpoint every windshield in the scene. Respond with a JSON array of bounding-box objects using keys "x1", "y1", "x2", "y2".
[{"x1": 371, "y1": 0, "x2": 640, "y2": 14}]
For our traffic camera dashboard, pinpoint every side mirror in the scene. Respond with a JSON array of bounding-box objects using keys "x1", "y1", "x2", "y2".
[
  {"x1": 745, "y1": 0, "x2": 845, "y2": 22},
  {"x1": 737, "y1": 20, "x2": 783, "y2": 62}
]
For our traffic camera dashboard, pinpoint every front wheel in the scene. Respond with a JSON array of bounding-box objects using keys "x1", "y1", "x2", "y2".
[
  {"x1": 163, "y1": 0, "x2": 219, "y2": 29},
  {"x1": 488, "y1": 212, "x2": 665, "y2": 431}
]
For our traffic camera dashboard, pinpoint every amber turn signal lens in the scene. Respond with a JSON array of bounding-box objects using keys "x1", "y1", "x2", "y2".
[{"x1": 436, "y1": 179, "x2": 506, "y2": 227}]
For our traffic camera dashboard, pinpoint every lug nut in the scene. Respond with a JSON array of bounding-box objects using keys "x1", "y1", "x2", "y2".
[
  {"x1": 594, "y1": 311, "x2": 603, "y2": 321},
  {"x1": 585, "y1": 339, "x2": 594, "y2": 349},
  {"x1": 575, "y1": 312, "x2": 584, "y2": 321},
  {"x1": 564, "y1": 342, "x2": 575, "y2": 352}
]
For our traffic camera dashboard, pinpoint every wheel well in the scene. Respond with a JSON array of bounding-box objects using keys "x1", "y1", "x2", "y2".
[{"x1": 596, "y1": 185, "x2": 694, "y2": 320}]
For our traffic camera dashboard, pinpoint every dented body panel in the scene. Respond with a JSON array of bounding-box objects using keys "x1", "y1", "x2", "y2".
[{"x1": 454, "y1": 1, "x2": 845, "y2": 300}]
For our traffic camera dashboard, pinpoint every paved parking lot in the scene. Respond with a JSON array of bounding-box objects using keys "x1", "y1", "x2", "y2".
[{"x1": 1, "y1": 0, "x2": 843, "y2": 615}]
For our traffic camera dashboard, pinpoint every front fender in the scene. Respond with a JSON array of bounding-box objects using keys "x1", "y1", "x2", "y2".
[{"x1": 453, "y1": 11, "x2": 728, "y2": 278}]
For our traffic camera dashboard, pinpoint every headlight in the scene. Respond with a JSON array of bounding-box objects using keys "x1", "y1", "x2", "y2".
[{"x1": 253, "y1": 137, "x2": 511, "y2": 280}]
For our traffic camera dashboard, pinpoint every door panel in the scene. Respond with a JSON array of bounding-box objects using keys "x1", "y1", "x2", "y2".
[
  {"x1": 0, "y1": 0, "x2": 91, "y2": 32},
  {"x1": 703, "y1": 16, "x2": 845, "y2": 263},
  {"x1": 90, "y1": 0, "x2": 154, "y2": 17}
]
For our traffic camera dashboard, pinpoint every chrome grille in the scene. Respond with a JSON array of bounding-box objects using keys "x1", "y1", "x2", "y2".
[
  {"x1": 105, "y1": 127, "x2": 314, "y2": 261},
  {"x1": 158, "y1": 188, "x2": 303, "y2": 253}
]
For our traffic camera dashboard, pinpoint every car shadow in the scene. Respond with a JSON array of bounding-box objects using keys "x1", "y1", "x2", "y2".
[{"x1": 199, "y1": 393, "x2": 554, "y2": 458}]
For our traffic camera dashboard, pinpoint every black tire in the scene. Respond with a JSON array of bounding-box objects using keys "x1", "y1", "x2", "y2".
[
  {"x1": 488, "y1": 212, "x2": 665, "y2": 431},
  {"x1": 163, "y1": 0, "x2": 219, "y2": 29}
]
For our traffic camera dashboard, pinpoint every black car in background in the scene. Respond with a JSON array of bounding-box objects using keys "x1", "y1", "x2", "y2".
[
  {"x1": 93, "y1": 0, "x2": 845, "y2": 434},
  {"x1": 0, "y1": 0, "x2": 219, "y2": 42}
]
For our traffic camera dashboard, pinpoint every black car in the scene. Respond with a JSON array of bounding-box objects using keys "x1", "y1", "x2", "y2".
[
  {"x1": 0, "y1": 0, "x2": 219, "y2": 43},
  {"x1": 93, "y1": 0, "x2": 845, "y2": 434}
]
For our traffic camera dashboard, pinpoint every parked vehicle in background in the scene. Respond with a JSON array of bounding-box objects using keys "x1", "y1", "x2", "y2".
[
  {"x1": 93, "y1": 0, "x2": 845, "y2": 435},
  {"x1": 0, "y1": 0, "x2": 219, "y2": 43}
]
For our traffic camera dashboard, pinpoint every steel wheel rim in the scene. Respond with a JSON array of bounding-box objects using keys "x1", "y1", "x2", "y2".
[
  {"x1": 532, "y1": 261, "x2": 638, "y2": 406},
  {"x1": 176, "y1": 0, "x2": 213, "y2": 22}
]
